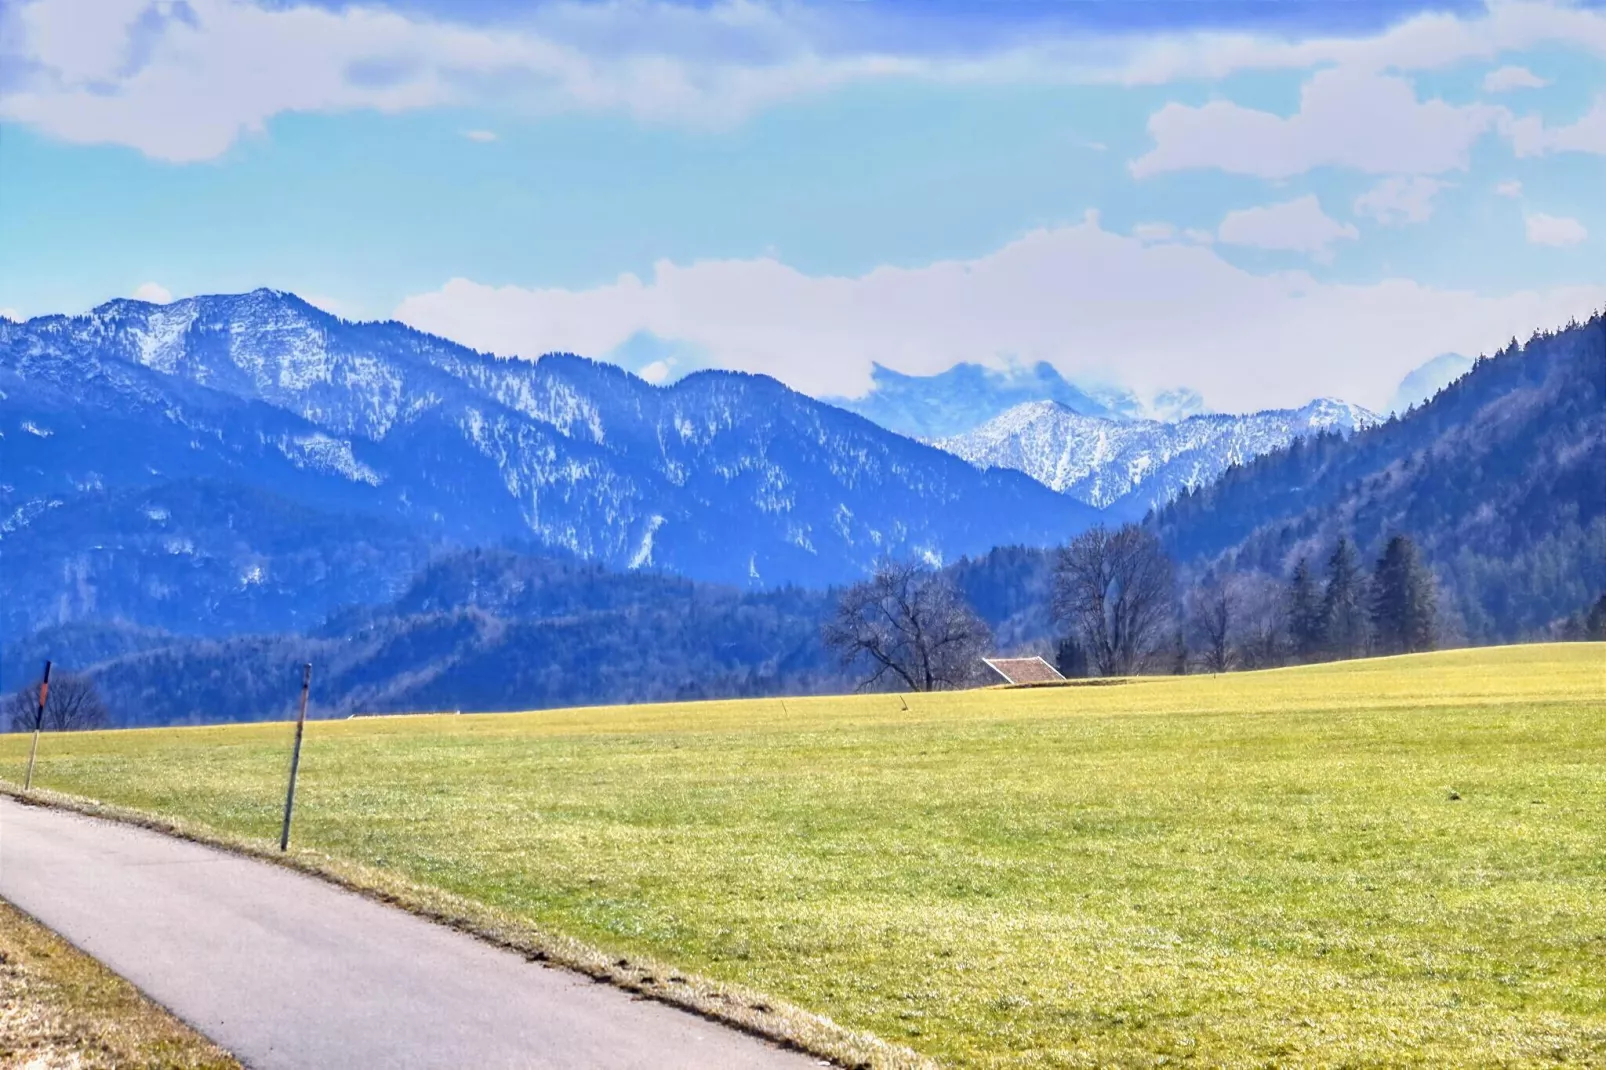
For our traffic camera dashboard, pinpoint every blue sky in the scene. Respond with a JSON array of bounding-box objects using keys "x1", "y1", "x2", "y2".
[{"x1": 1, "y1": 0, "x2": 1603, "y2": 411}]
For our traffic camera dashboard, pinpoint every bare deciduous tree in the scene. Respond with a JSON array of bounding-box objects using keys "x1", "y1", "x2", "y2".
[
  {"x1": 1051, "y1": 524, "x2": 1175, "y2": 677},
  {"x1": 1185, "y1": 574, "x2": 1235, "y2": 674},
  {"x1": 1233, "y1": 572, "x2": 1288, "y2": 670},
  {"x1": 823, "y1": 559, "x2": 993, "y2": 692},
  {"x1": 5, "y1": 672, "x2": 110, "y2": 733}
]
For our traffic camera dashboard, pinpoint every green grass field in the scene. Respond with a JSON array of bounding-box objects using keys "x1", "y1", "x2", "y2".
[{"x1": 5, "y1": 644, "x2": 1604, "y2": 1067}]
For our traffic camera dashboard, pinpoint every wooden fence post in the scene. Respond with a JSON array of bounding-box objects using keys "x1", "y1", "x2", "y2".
[
  {"x1": 279, "y1": 663, "x2": 312, "y2": 852},
  {"x1": 23, "y1": 661, "x2": 51, "y2": 791}
]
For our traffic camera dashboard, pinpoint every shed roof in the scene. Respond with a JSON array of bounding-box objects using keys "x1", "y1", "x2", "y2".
[{"x1": 981, "y1": 656, "x2": 1066, "y2": 686}]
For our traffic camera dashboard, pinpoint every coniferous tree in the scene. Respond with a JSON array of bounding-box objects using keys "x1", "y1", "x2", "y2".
[
  {"x1": 1054, "y1": 635, "x2": 1090, "y2": 679},
  {"x1": 1370, "y1": 534, "x2": 1438, "y2": 654},
  {"x1": 1322, "y1": 537, "x2": 1370, "y2": 660},
  {"x1": 1287, "y1": 557, "x2": 1324, "y2": 662},
  {"x1": 1169, "y1": 629, "x2": 1190, "y2": 675},
  {"x1": 1587, "y1": 593, "x2": 1606, "y2": 641}
]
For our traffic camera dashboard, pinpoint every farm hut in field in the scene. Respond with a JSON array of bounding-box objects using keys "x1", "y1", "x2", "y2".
[{"x1": 981, "y1": 656, "x2": 1065, "y2": 686}]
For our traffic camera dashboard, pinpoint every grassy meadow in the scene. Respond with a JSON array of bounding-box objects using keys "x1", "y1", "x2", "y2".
[{"x1": 4, "y1": 644, "x2": 1604, "y2": 1067}]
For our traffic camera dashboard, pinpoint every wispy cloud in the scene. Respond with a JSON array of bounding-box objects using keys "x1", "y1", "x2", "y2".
[
  {"x1": 1496, "y1": 179, "x2": 1524, "y2": 198},
  {"x1": 1482, "y1": 64, "x2": 1550, "y2": 92},
  {"x1": 1506, "y1": 95, "x2": 1606, "y2": 156},
  {"x1": 461, "y1": 129, "x2": 499, "y2": 142},
  {"x1": 1525, "y1": 212, "x2": 1588, "y2": 246},
  {"x1": 1216, "y1": 196, "x2": 1359, "y2": 260},
  {"x1": 132, "y1": 281, "x2": 173, "y2": 303},
  {"x1": 1130, "y1": 222, "x2": 1176, "y2": 243},
  {"x1": 1354, "y1": 176, "x2": 1451, "y2": 226}
]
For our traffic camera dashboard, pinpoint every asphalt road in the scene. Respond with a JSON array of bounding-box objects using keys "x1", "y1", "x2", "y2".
[{"x1": 0, "y1": 797, "x2": 824, "y2": 1069}]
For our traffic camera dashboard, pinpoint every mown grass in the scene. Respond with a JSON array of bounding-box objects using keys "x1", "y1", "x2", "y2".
[
  {"x1": 4, "y1": 644, "x2": 1604, "y2": 1067},
  {"x1": 0, "y1": 899, "x2": 241, "y2": 1069}
]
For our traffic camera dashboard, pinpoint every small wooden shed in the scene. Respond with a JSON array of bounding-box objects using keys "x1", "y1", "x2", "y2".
[{"x1": 981, "y1": 656, "x2": 1066, "y2": 686}]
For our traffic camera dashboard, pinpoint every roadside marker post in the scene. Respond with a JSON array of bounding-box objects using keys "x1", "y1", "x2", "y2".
[
  {"x1": 279, "y1": 662, "x2": 312, "y2": 852},
  {"x1": 23, "y1": 661, "x2": 51, "y2": 791}
]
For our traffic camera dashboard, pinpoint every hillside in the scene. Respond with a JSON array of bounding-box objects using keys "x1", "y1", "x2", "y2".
[
  {"x1": 1, "y1": 549, "x2": 846, "y2": 726},
  {"x1": 1154, "y1": 312, "x2": 1606, "y2": 640},
  {"x1": 1, "y1": 290, "x2": 1094, "y2": 638},
  {"x1": 936, "y1": 397, "x2": 1376, "y2": 516}
]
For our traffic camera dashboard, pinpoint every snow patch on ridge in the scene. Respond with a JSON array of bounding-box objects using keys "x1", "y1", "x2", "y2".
[{"x1": 275, "y1": 433, "x2": 384, "y2": 486}]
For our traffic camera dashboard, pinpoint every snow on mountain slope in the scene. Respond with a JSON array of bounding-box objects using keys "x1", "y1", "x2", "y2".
[
  {"x1": 0, "y1": 291, "x2": 1096, "y2": 626},
  {"x1": 935, "y1": 398, "x2": 1378, "y2": 517}
]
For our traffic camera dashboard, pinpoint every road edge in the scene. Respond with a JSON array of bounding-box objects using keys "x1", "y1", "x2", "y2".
[
  {"x1": 0, "y1": 782, "x2": 935, "y2": 1070},
  {"x1": 0, "y1": 896, "x2": 244, "y2": 1069}
]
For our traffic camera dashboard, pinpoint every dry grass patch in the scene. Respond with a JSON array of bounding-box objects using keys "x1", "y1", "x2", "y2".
[{"x1": 0, "y1": 900, "x2": 238, "y2": 1070}]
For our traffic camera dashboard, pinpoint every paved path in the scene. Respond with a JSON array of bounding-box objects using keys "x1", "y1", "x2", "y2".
[{"x1": 0, "y1": 797, "x2": 822, "y2": 1069}]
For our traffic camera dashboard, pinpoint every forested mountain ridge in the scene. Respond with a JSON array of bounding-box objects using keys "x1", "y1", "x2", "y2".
[
  {"x1": 2, "y1": 549, "x2": 847, "y2": 726},
  {"x1": 1153, "y1": 312, "x2": 1606, "y2": 640},
  {"x1": 1, "y1": 290, "x2": 1095, "y2": 640}
]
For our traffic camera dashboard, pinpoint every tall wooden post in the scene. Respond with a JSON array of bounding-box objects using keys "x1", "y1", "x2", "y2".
[
  {"x1": 279, "y1": 663, "x2": 312, "y2": 852},
  {"x1": 23, "y1": 661, "x2": 51, "y2": 791}
]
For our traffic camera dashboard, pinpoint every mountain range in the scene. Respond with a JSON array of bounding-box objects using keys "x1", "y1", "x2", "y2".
[
  {"x1": 934, "y1": 398, "x2": 1378, "y2": 517},
  {"x1": 3, "y1": 302, "x2": 1599, "y2": 725},
  {"x1": 0, "y1": 290, "x2": 1096, "y2": 637}
]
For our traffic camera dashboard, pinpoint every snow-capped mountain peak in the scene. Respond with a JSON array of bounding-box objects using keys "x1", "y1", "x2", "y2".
[{"x1": 935, "y1": 396, "x2": 1378, "y2": 516}]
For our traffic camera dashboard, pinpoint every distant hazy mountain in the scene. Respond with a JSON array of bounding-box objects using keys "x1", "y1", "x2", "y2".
[
  {"x1": 934, "y1": 398, "x2": 1378, "y2": 517},
  {"x1": 0, "y1": 290, "x2": 1094, "y2": 637},
  {"x1": 825, "y1": 361, "x2": 1123, "y2": 439},
  {"x1": 1387, "y1": 353, "x2": 1474, "y2": 414},
  {"x1": 825, "y1": 360, "x2": 1215, "y2": 439},
  {"x1": 1149, "y1": 387, "x2": 1210, "y2": 422}
]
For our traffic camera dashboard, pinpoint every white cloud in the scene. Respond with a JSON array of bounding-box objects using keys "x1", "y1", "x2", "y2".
[
  {"x1": 301, "y1": 293, "x2": 352, "y2": 317},
  {"x1": 1183, "y1": 228, "x2": 1216, "y2": 245},
  {"x1": 1130, "y1": 222, "x2": 1176, "y2": 242},
  {"x1": 1104, "y1": 1, "x2": 1606, "y2": 85},
  {"x1": 0, "y1": 0, "x2": 934, "y2": 162},
  {"x1": 132, "y1": 281, "x2": 173, "y2": 303},
  {"x1": 394, "y1": 216, "x2": 1605, "y2": 413},
  {"x1": 1506, "y1": 95, "x2": 1606, "y2": 156},
  {"x1": 1496, "y1": 179, "x2": 1524, "y2": 198},
  {"x1": 1353, "y1": 176, "x2": 1451, "y2": 226},
  {"x1": 6, "y1": 0, "x2": 1606, "y2": 162},
  {"x1": 462, "y1": 130, "x2": 499, "y2": 142},
  {"x1": 1132, "y1": 67, "x2": 1504, "y2": 179},
  {"x1": 1482, "y1": 64, "x2": 1550, "y2": 92},
  {"x1": 0, "y1": 308, "x2": 23, "y2": 322},
  {"x1": 1216, "y1": 196, "x2": 1359, "y2": 259},
  {"x1": 639, "y1": 359, "x2": 672, "y2": 384},
  {"x1": 1525, "y1": 212, "x2": 1588, "y2": 246}
]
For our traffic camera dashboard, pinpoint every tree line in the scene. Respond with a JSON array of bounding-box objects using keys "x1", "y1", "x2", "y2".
[{"x1": 823, "y1": 524, "x2": 1597, "y2": 691}]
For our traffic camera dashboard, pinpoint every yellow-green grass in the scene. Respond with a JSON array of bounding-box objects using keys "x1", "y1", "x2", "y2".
[
  {"x1": 4, "y1": 644, "x2": 1605, "y2": 1068},
  {"x1": 0, "y1": 898, "x2": 241, "y2": 1069}
]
